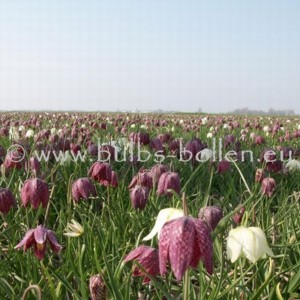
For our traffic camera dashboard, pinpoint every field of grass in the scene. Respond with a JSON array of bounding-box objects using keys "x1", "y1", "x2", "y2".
[{"x1": 0, "y1": 112, "x2": 300, "y2": 299}]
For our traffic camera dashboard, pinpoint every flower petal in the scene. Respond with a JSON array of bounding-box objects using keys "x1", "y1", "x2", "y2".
[
  {"x1": 33, "y1": 243, "x2": 46, "y2": 260},
  {"x1": 226, "y1": 227, "x2": 243, "y2": 263},
  {"x1": 248, "y1": 227, "x2": 274, "y2": 259},
  {"x1": 47, "y1": 230, "x2": 62, "y2": 253},
  {"x1": 142, "y1": 208, "x2": 184, "y2": 241},
  {"x1": 14, "y1": 229, "x2": 35, "y2": 250},
  {"x1": 34, "y1": 225, "x2": 48, "y2": 244},
  {"x1": 195, "y1": 220, "x2": 213, "y2": 274},
  {"x1": 159, "y1": 221, "x2": 172, "y2": 276},
  {"x1": 168, "y1": 217, "x2": 196, "y2": 281}
]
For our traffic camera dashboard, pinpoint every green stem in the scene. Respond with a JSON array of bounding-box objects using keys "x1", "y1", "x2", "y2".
[
  {"x1": 182, "y1": 192, "x2": 189, "y2": 300},
  {"x1": 204, "y1": 166, "x2": 214, "y2": 207},
  {"x1": 40, "y1": 261, "x2": 56, "y2": 300},
  {"x1": 44, "y1": 185, "x2": 55, "y2": 227}
]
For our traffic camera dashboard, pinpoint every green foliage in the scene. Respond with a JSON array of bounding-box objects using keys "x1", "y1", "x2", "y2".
[{"x1": 0, "y1": 112, "x2": 300, "y2": 299}]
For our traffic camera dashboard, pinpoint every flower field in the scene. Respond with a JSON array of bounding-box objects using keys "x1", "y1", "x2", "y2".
[{"x1": 0, "y1": 112, "x2": 300, "y2": 299}]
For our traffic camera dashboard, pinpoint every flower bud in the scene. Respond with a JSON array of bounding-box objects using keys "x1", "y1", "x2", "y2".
[
  {"x1": 110, "y1": 171, "x2": 118, "y2": 187},
  {"x1": 232, "y1": 207, "x2": 245, "y2": 225},
  {"x1": 255, "y1": 168, "x2": 265, "y2": 183}
]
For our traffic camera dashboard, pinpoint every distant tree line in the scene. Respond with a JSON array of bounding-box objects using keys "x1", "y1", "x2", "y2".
[{"x1": 229, "y1": 107, "x2": 296, "y2": 115}]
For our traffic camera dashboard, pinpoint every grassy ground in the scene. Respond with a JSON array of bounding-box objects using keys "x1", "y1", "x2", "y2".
[{"x1": 0, "y1": 112, "x2": 300, "y2": 299}]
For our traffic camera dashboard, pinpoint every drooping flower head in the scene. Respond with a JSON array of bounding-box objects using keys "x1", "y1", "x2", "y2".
[
  {"x1": 217, "y1": 161, "x2": 231, "y2": 174},
  {"x1": 88, "y1": 162, "x2": 112, "y2": 186},
  {"x1": 198, "y1": 206, "x2": 223, "y2": 231},
  {"x1": 25, "y1": 157, "x2": 41, "y2": 176},
  {"x1": 255, "y1": 168, "x2": 265, "y2": 183},
  {"x1": 157, "y1": 172, "x2": 180, "y2": 198},
  {"x1": 184, "y1": 138, "x2": 205, "y2": 165},
  {"x1": 159, "y1": 216, "x2": 213, "y2": 281},
  {"x1": 261, "y1": 177, "x2": 276, "y2": 197},
  {"x1": 129, "y1": 185, "x2": 149, "y2": 210},
  {"x1": 150, "y1": 137, "x2": 164, "y2": 153},
  {"x1": 21, "y1": 178, "x2": 50, "y2": 209},
  {"x1": 128, "y1": 169, "x2": 153, "y2": 189},
  {"x1": 224, "y1": 134, "x2": 236, "y2": 149},
  {"x1": 15, "y1": 225, "x2": 62, "y2": 260},
  {"x1": 150, "y1": 164, "x2": 168, "y2": 183},
  {"x1": 99, "y1": 144, "x2": 116, "y2": 161},
  {"x1": 129, "y1": 132, "x2": 150, "y2": 145},
  {"x1": 4, "y1": 148, "x2": 25, "y2": 170},
  {"x1": 123, "y1": 245, "x2": 159, "y2": 284},
  {"x1": 227, "y1": 226, "x2": 274, "y2": 263},
  {"x1": 0, "y1": 188, "x2": 16, "y2": 214},
  {"x1": 72, "y1": 177, "x2": 96, "y2": 202},
  {"x1": 266, "y1": 160, "x2": 283, "y2": 174}
]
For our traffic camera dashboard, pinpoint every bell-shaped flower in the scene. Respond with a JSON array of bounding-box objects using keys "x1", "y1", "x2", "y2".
[
  {"x1": 261, "y1": 177, "x2": 276, "y2": 197},
  {"x1": 157, "y1": 172, "x2": 180, "y2": 197},
  {"x1": 0, "y1": 188, "x2": 16, "y2": 214},
  {"x1": 25, "y1": 157, "x2": 41, "y2": 176},
  {"x1": 15, "y1": 225, "x2": 62, "y2": 260},
  {"x1": 25, "y1": 129, "x2": 35, "y2": 138},
  {"x1": 198, "y1": 206, "x2": 223, "y2": 231},
  {"x1": 150, "y1": 164, "x2": 168, "y2": 184},
  {"x1": 159, "y1": 216, "x2": 213, "y2": 281},
  {"x1": 21, "y1": 178, "x2": 50, "y2": 209},
  {"x1": 128, "y1": 169, "x2": 153, "y2": 189},
  {"x1": 143, "y1": 208, "x2": 184, "y2": 241},
  {"x1": 285, "y1": 159, "x2": 300, "y2": 172},
  {"x1": 88, "y1": 162, "x2": 112, "y2": 186},
  {"x1": 130, "y1": 185, "x2": 150, "y2": 210},
  {"x1": 226, "y1": 226, "x2": 274, "y2": 263},
  {"x1": 266, "y1": 160, "x2": 283, "y2": 173},
  {"x1": 4, "y1": 148, "x2": 24, "y2": 170},
  {"x1": 72, "y1": 177, "x2": 96, "y2": 202},
  {"x1": 217, "y1": 161, "x2": 231, "y2": 174}
]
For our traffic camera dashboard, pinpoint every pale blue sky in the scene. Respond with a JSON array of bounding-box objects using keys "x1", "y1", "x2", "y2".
[{"x1": 0, "y1": 0, "x2": 299, "y2": 113}]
